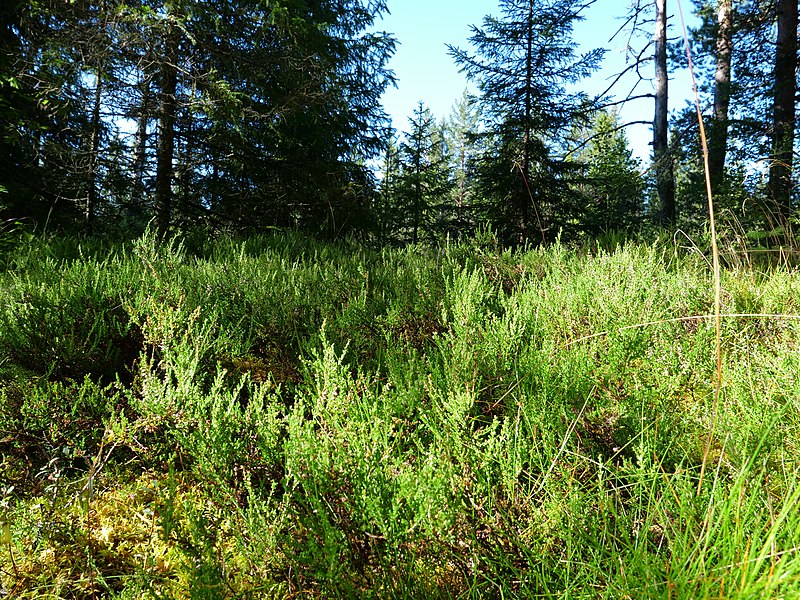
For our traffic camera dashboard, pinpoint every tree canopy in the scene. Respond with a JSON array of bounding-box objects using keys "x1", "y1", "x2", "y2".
[{"x1": 1, "y1": 0, "x2": 798, "y2": 246}]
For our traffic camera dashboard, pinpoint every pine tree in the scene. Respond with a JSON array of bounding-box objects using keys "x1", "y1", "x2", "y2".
[
  {"x1": 769, "y1": 0, "x2": 797, "y2": 224},
  {"x1": 673, "y1": 0, "x2": 797, "y2": 236},
  {"x1": 654, "y1": 0, "x2": 675, "y2": 227},
  {"x1": 710, "y1": 0, "x2": 733, "y2": 196}
]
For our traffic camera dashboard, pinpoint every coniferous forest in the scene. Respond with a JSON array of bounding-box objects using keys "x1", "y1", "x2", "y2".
[
  {"x1": 1, "y1": 0, "x2": 797, "y2": 244},
  {"x1": 2, "y1": 1, "x2": 800, "y2": 598}
]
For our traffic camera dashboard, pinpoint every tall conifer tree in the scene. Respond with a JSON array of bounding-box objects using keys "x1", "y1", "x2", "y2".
[
  {"x1": 445, "y1": 91, "x2": 482, "y2": 237},
  {"x1": 450, "y1": 0, "x2": 602, "y2": 244},
  {"x1": 1, "y1": 0, "x2": 395, "y2": 236},
  {"x1": 709, "y1": 0, "x2": 733, "y2": 196},
  {"x1": 396, "y1": 102, "x2": 452, "y2": 244},
  {"x1": 576, "y1": 110, "x2": 645, "y2": 235}
]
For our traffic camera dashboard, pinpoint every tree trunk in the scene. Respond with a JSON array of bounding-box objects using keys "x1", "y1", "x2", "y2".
[
  {"x1": 457, "y1": 142, "x2": 466, "y2": 228},
  {"x1": 131, "y1": 77, "x2": 150, "y2": 215},
  {"x1": 86, "y1": 70, "x2": 103, "y2": 232},
  {"x1": 654, "y1": 0, "x2": 675, "y2": 227},
  {"x1": 709, "y1": 0, "x2": 732, "y2": 196},
  {"x1": 155, "y1": 29, "x2": 178, "y2": 242},
  {"x1": 521, "y1": 0, "x2": 534, "y2": 244},
  {"x1": 176, "y1": 62, "x2": 196, "y2": 210},
  {"x1": 769, "y1": 0, "x2": 798, "y2": 226},
  {"x1": 413, "y1": 134, "x2": 421, "y2": 245}
]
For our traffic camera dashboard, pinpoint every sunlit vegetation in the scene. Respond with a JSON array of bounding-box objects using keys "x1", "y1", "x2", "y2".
[{"x1": 1, "y1": 230, "x2": 800, "y2": 597}]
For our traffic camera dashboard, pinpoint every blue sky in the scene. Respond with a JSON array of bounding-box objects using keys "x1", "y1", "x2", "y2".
[{"x1": 376, "y1": 0, "x2": 697, "y2": 164}]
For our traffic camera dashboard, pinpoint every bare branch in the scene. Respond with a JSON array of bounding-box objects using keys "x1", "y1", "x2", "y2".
[
  {"x1": 598, "y1": 93, "x2": 655, "y2": 109},
  {"x1": 563, "y1": 119, "x2": 652, "y2": 159}
]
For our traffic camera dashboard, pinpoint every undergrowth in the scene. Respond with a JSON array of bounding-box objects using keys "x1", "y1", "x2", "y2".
[{"x1": 1, "y1": 230, "x2": 799, "y2": 598}]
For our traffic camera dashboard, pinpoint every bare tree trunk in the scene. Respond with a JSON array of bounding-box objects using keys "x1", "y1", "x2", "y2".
[
  {"x1": 654, "y1": 0, "x2": 675, "y2": 227},
  {"x1": 155, "y1": 30, "x2": 178, "y2": 242},
  {"x1": 520, "y1": 0, "x2": 534, "y2": 244},
  {"x1": 131, "y1": 77, "x2": 151, "y2": 215},
  {"x1": 709, "y1": 0, "x2": 732, "y2": 196},
  {"x1": 86, "y1": 70, "x2": 103, "y2": 232},
  {"x1": 769, "y1": 0, "x2": 798, "y2": 226}
]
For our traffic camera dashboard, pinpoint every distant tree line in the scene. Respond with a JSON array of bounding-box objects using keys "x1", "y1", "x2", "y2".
[{"x1": 1, "y1": 0, "x2": 797, "y2": 246}]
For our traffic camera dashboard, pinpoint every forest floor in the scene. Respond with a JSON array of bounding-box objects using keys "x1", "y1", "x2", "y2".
[{"x1": 1, "y1": 230, "x2": 800, "y2": 598}]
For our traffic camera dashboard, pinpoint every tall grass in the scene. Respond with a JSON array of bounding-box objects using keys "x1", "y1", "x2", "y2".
[{"x1": 1, "y1": 231, "x2": 799, "y2": 598}]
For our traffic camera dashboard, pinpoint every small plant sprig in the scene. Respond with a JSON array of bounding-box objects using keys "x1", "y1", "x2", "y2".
[
  {"x1": 79, "y1": 428, "x2": 118, "y2": 524},
  {"x1": 1, "y1": 485, "x2": 17, "y2": 579}
]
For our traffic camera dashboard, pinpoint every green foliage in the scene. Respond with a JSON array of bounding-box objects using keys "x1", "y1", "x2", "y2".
[
  {"x1": 3, "y1": 0, "x2": 395, "y2": 236},
  {"x1": 443, "y1": 90, "x2": 483, "y2": 238},
  {"x1": 573, "y1": 109, "x2": 646, "y2": 236},
  {"x1": 450, "y1": 0, "x2": 604, "y2": 244},
  {"x1": 389, "y1": 102, "x2": 453, "y2": 245},
  {"x1": 1, "y1": 231, "x2": 800, "y2": 597},
  {"x1": 0, "y1": 253, "x2": 143, "y2": 383}
]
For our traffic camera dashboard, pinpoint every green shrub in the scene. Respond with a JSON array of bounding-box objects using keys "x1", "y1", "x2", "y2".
[
  {"x1": 2, "y1": 231, "x2": 800, "y2": 598},
  {"x1": 0, "y1": 258, "x2": 143, "y2": 383}
]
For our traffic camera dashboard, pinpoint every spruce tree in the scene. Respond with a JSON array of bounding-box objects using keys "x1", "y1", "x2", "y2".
[
  {"x1": 396, "y1": 102, "x2": 452, "y2": 244},
  {"x1": 577, "y1": 110, "x2": 645, "y2": 236},
  {"x1": 376, "y1": 134, "x2": 401, "y2": 244},
  {"x1": 449, "y1": 0, "x2": 603, "y2": 244},
  {"x1": 445, "y1": 91, "x2": 482, "y2": 238},
  {"x1": 2, "y1": 0, "x2": 396, "y2": 236}
]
